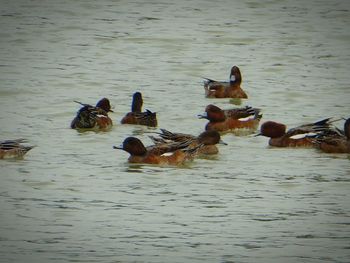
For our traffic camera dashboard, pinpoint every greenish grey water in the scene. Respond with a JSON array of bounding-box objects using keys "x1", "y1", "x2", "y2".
[{"x1": 0, "y1": 0, "x2": 349, "y2": 262}]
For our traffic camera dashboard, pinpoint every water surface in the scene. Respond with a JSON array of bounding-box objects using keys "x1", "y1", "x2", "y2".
[{"x1": 0, "y1": 0, "x2": 349, "y2": 262}]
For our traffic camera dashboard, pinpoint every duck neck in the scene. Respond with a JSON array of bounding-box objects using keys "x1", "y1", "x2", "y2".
[
  {"x1": 131, "y1": 92, "x2": 143, "y2": 112},
  {"x1": 230, "y1": 74, "x2": 241, "y2": 84}
]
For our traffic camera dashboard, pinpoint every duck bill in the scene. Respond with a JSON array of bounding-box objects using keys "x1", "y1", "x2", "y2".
[
  {"x1": 113, "y1": 145, "x2": 123, "y2": 150},
  {"x1": 219, "y1": 139, "x2": 228, "y2": 145},
  {"x1": 198, "y1": 112, "x2": 208, "y2": 119}
]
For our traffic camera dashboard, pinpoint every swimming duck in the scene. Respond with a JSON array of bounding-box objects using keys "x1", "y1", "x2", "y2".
[
  {"x1": 121, "y1": 92, "x2": 157, "y2": 127},
  {"x1": 71, "y1": 98, "x2": 113, "y2": 131},
  {"x1": 204, "y1": 66, "x2": 248, "y2": 98},
  {"x1": 198, "y1": 104, "x2": 262, "y2": 134},
  {"x1": 114, "y1": 136, "x2": 198, "y2": 165},
  {"x1": 150, "y1": 129, "x2": 227, "y2": 155},
  {"x1": 257, "y1": 118, "x2": 334, "y2": 147},
  {"x1": 314, "y1": 118, "x2": 350, "y2": 153},
  {"x1": 0, "y1": 139, "x2": 34, "y2": 159}
]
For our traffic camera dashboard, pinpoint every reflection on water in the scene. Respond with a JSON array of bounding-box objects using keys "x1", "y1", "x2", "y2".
[{"x1": 0, "y1": 0, "x2": 349, "y2": 262}]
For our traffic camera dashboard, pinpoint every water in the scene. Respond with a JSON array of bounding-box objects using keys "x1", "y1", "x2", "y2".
[{"x1": 0, "y1": 0, "x2": 349, "y2": 262}]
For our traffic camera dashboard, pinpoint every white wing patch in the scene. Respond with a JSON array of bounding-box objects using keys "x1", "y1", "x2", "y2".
[
  {"x1": 238, "y1": 115, "x2": 254, "y2": 121},
  {"x1": 97, "y1": 115, "x2": 108, "y2": 119},
  {"x1": 161, "y1": 152, "x2": 175, "y2": 157},
  {"x1": 290, "y1": 132, "x2": 317, "y2": 140}
]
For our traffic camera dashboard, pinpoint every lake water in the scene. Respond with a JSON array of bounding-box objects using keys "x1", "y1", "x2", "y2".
[{"x1": 0, "y1": 0, "x2": 349, "y2": 262}]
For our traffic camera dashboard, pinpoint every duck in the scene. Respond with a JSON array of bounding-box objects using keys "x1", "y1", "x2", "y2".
[
  {"x1": 114, "y1": 137, "x2": 198, "y2": 165},
  {"x1": 314, "y1": 118, "x2": 350, "y2": 153},
  {"x1": 121, "y1": 92, "x2": 157, "y2": 127},
  {"x1": 198, "y1": 104, "x2": 262, "y2": 134},
  {"x1": 0, "y1": 139, "x2": 34, "y2": 159},
  {"x1": 257, "y1": 118, "x2": 334, "y2": 147},
  {"x1": 150, "y1": 129, "x2": 227, "y2": 155},
  {"x1": 71, "y1": 98, "x2": 113, "y2": 131},
  {"x1": 203, "y1": 65, "x2": 248, "y2": 98}
]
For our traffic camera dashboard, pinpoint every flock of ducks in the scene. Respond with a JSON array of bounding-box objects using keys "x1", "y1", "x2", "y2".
[{"x1": 1, "y1": 65, "x2": 349, "y2": 163}]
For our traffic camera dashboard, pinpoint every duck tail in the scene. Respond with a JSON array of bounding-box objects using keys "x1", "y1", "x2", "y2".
[
  {"x1": 74, "y1": 100, "x2": 90, "y2": 107},
  {"x1": 313, "y1": 117, "x2": 332, "y2": 126}
]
